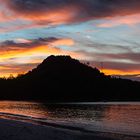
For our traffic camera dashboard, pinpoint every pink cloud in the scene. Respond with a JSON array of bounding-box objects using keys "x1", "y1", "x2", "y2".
[
  {"x1": 97, "y1": 14, "x2": 140, "y2": 28},
  {"x1": 1, "y1": 0, "x2": 140, "y2": 31}
]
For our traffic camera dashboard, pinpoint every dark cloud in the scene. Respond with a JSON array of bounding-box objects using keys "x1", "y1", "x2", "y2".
[
  {"x1": 5, "y1": 0, "x2": 140, "y2": 24},
  {"x1": 95, "y1": 53, "x2": 140, "y2": 63},
  {"x1": 78, "y1": 49, "x2": 140, "y2": 63},
  {"x1": 7, "y1": 0, "x2": 69, "y2": 13},
  {"x1": 0, "y1": 37, "x2": 60, "y2": 51},
  {"x1": 96, "y1": 61, "x2": 140, "y2": 71}
]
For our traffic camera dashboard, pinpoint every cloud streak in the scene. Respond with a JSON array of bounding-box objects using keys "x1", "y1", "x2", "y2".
[
  {"x1": 94, "y1": 53, "x2": 140, "y2": 63},
  {"x1": 0, "y1": 37, "x2": 84, "y2": 76},
  {"x1": 0, "y1": 37, "x2": 74, "y2": 53},
  {"x1": 0, "y1": 63, "x2": 38, "y2": 77},
  {"x1": 97, "y1": 14, "x2": 140, "y2": 27}
]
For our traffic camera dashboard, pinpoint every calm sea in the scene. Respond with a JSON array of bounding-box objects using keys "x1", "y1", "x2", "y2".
[{"x1": 0, "y1": 101, "x2": 140, "y2": 136}]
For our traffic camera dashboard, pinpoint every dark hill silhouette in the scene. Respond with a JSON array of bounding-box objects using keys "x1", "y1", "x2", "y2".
[
  {"x1": 24, "y1": 55, "x2": 104, "y2": 80},
  {"x1": 0, "y1": 55, "x2": 140, "y2": 101}
]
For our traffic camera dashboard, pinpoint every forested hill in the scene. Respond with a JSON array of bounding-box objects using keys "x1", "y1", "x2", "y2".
[{"x1": 0, "y1": 55, "x2": 140, "y2": 101}]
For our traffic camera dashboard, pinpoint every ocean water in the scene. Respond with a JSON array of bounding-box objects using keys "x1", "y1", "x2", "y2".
[{"x1": 0, "y1": 101, "x2": 140, "y2": 136}]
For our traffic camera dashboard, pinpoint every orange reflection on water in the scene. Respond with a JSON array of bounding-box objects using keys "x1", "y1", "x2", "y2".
[
  {"x1": 104, "y1": 105, "x2": 140, "y2": 123},
  {"x1": 0, "y1": 101, "x2": 48, "y2": 118}
]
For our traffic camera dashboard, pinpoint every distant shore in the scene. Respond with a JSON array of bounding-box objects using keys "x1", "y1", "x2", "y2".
[{"x1": 0, "y1": 118, "x2": 140, "y2": 140}]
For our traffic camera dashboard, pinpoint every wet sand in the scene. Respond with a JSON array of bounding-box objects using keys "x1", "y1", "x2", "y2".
[{"x1": 0, "y1": 118, "x2": 139, "y2": 140}]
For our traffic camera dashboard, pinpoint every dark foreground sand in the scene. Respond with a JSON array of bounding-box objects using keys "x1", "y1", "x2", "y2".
[{"x1": 0, "y1": 118, "x2": 139, "y2": 140}]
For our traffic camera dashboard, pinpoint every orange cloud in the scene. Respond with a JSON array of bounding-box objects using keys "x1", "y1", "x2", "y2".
[
  {"x1": 24, "y1": 8, "x2": 78, "y2": 26},
  {"x1": 0, "y1": 65, "x2": 36, "y2": 77},
  {"x1": 102, "y1": 69, "x2": 140, "y2": 76},
  {"x1": 2, "y1": 0, "x2": 78, "y2": 27},
  {"x1": 50, "y1": 38, "x2": 74, "y2": 46},
  {"x1": 0, "y1": 38, "x2": 76, "y2": 59},
  {"x1": 0, "y1": 38, "x2": 84, "y2": 77},
  {"x1": 1, "y1": 0, "x2": 140, "y2": 33}
]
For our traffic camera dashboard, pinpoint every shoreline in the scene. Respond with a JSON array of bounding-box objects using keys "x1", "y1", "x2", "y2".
[{"x1": 0, "y1": 117, "x2": 140, "y2": 140}]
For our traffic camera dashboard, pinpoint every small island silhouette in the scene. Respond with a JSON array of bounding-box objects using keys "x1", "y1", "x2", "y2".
[{"x1": 0, "y1": 55, "x2": 140, "y2": 101}]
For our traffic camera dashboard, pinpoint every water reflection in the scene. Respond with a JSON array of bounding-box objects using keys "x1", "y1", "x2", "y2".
[
  {"x1": 0, "y1": 101, "x2": 48, "y2": 118},
  {"x1": 104, "y1": 105, "x2": 140, "y2": 124},
  {"x1": 0, "y1": 101, "x2": 140, "y2": 135},
  {"x1": 42, "y1": 104, "x2": 107, "y2": 121}
]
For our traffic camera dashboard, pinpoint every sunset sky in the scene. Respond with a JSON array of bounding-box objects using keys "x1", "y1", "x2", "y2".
[{"x1": 0, "y1": 0, "x2": 140, "y2": 80}]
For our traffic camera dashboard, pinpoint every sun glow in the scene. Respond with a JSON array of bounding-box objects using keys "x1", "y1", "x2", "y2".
[{"x1": 103, "y1": 69, "x2": 140, "y2": 76}]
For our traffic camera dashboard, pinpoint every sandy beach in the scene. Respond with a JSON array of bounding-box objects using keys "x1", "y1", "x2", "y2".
[{"x1": 0, "y1": 118, "x2": 140, "y2": 140}]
